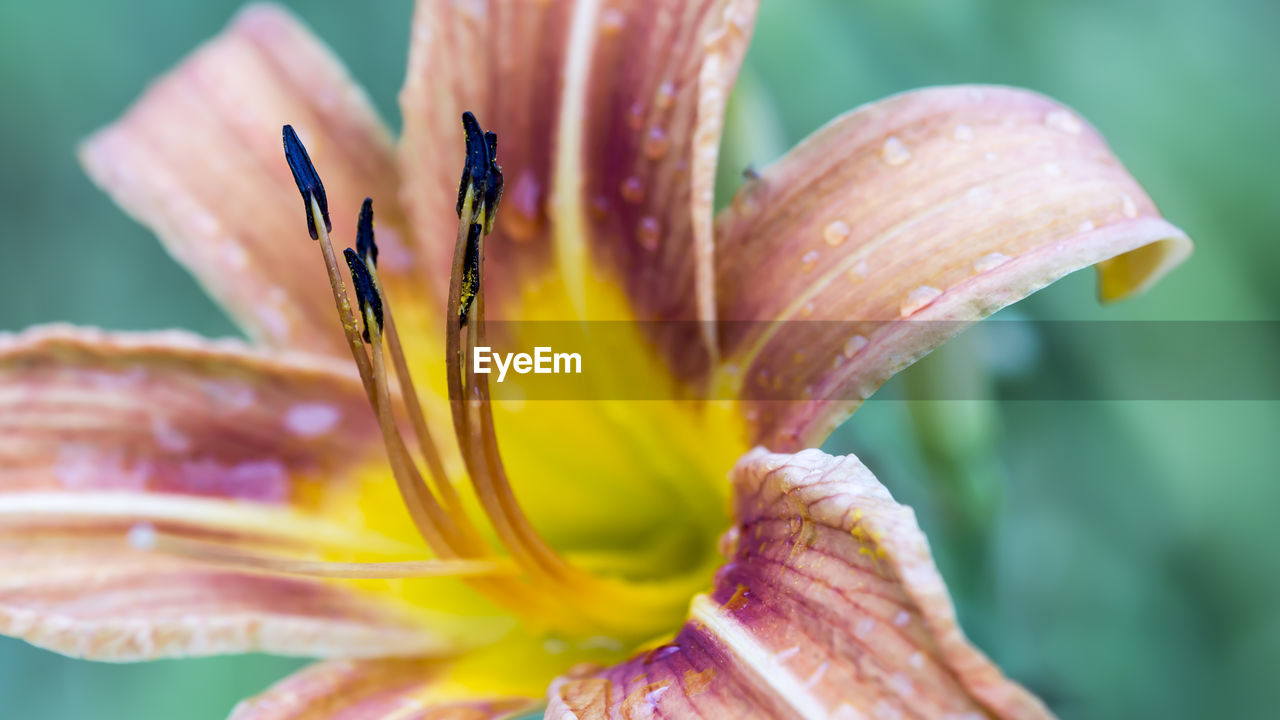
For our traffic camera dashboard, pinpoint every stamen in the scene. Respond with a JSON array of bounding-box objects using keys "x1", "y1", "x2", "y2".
[
  {"x1": 356, "y1": 200, "x2": 468, "y2": 527},
  {"x1": 458, "y1": 223, "x2": 482, "y2": 328},
  {"x1": 444, "y1": 116, "x2": 596, "y2": 577},
  {"x1": 343, "y1": 248, "x2": 383, "y2": 343},
  {"x1": 343, "y1": 251, "x2": 462, "y2": 556},
  {"x1": 444, "y1": 113, "x2": 695, "y2": 628},
  {"x1": 355, "y1": 197, "x2": 378, "y2": 268},
  {"x1": 481, "y1": 130, "x2": 503, "y2": 235},
  {"x1": 132, "y1": 524, "x2": 510, "y2": 580},
  {"x1": 279, "y1": 123, "x2": 587, "y2": 630},
  {"x1": 282, "y1": 125, "x2": 331, "y2": 240}
]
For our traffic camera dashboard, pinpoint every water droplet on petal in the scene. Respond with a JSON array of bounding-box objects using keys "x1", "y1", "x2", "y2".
[
  {"x1": 823, "y1": 220, "x2": 851, "y2": 247},
  {"x1": 1043, "y1": 162, "x2": 1063, "y2": 176},
  {"x1": 128, "y1": 522, "x2": 158, "y2": 551},
  {"x1": 1078, "y1": 219, "x2": 1096, "y2": 232},
  {"x1": 984, "y1": 151, "x2": 999, "y2": 162},
  {"x1": 599, "y1": 8, "x2": 626, "y2": 34},
  {"x1": 504, "y1": 168, "x2": 543, "y2": 241},
  {"x1": 1121, "y1": 194, "x2": 1139, "y2": 218},
  {"x1": 638, "y1": 216, "x2": 660, "y2": 250},
  {"x1": 801, "y1": 249, "x2": 820, "y2": 272},
  {"x1": 966, "y1": 185, "x2": 991, "y2": 201},
  {"x1": 655, "y1": 81, "x2": 677, "y2": 110},
  {"x1": 590, "y1": 194, "x2": 611, "y2": 220},
  {"x1": 880, "y1": 136, "x2": 911, "y2": 166},
  {"x1": 847, "y1": 259, "x2": 869, "y2": 281},
  {"x1": 643, "y1": 126, "x2": 670, "y2": 159},
  {"x1": 620, "y1": 176, "x2": 645, "y2": 204},
  {"x1": 1045, "y1": 109, "x2": 1083, "y2": 135},
  {"x1": 627, "y1": 102, "x2": 645, "y2": 130},
  {"x1": 843, "y1": 334, "x2": 869, "y2": 358},
  {"x1": 284, "y1": 402, "x2": 341, "y2": 437},
  {"x1": 900, "y1": 286, "x2": 942, "y2": 317},
  {"x1": 973, "y1": 252, "x2": 1010, "y2": 273},
  {"x1": 953, "y1": 124, "x2": 974, "y2": 142}
]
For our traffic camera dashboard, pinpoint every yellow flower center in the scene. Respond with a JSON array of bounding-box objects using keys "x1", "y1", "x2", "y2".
[{"x1": 268, "y1": 116, "x2": 748, "y2": 681}]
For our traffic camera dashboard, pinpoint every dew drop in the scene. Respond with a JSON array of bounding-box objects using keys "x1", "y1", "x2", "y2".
[
  {"x1": 843, "y1": 334, "x2": 869, "y2": 358},
  {"x1": 966, "y1": 185, "x2": 991, "y2": 201},
  {"x1": 1121, "y1": 194, "x2": 1139, "y2": 218},
  {"x1": 505, "y1": 168, "x2": 543, "y2": 242},
  {"x1": 847, "y1": 259, "x2": 869, "y2": 281},
  {"x1": 823, "y1": 220, "x2": 851, "y2": 247},
  {"x1": 893, "y1": 610, "x2": 911, "y2": 627},
  {"x1": 590, "y1": 194, "x2": 611, "y2": 220},
  {"x1": 643, "y1": 126, "x2": 670, "y2": 159},
  {"x1": 284, "y1": 402, "x2": 341, "y2": 437},
  {"x1": 655, "y1": 81, "x2": 677, "y2": 110},
  {"x1": 1078, "y1": 219, "x2": 1096, "y2": 233},
  {"x1": 984, "y1": 151, "x2": 999, "y2": 162},
  {"x1": 880, "y1": 136, "x2": 911, "y2": 166},
  {"x1": 889, "y1": 673, "x2": 914, "y2": 698},
  {"x1": 638, "y1": 216, "x2": 661, "y2": 250},
  {"x1": 599, "y1": 8, "x2": 626, "y2": 35},
  {"x1": 973, "y1": 252, "x2": 1011, "y2": 273},
  {"x1": 1045, "y1": 109, "x2": 1083, "y2": 135},
  {"x1": 1043, "y1": 162, "x2": 1063, "y2": 176},
  {"x1": 620, "y1": 176, "x2": 645, "y2": 204},
  {"x1": 855, "y1": 617, "x2": 875, "y2": 639},
  {"x1": 899, "y1": 286, "x2": 942, "y2": 317},
  {"x1": 952, "y1": 124, "x2": 974, "y2": 142},
  {"x1": 627, "y1": 102, "x2": 645, "y2": 130},
  {"x1": 224, "y1": 243, "x2": 249, "y2": 270},
  {"x1": 801, "y1": 249, "x2": 820, "y2": 272}
]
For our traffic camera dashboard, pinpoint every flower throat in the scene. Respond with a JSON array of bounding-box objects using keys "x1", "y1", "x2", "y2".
[{"x1": 140, "y1": 115, "x2": 697, "y2": 640}]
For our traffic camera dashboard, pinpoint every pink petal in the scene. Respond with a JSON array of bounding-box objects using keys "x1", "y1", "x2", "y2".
[
  {"x1": 230, "y1": 659, "x2": 540, "y2": 719},
  {"x1": 81, "y1": 4, "x2": 420, "y2": 358},
  {"x1": 714, "y1": 86, "x2": 1191, "y2": 449},
  {"x1": 400, "y1": 0, "x2": 758, "y2": 378},
  {"x1": 0, "y1": 324, "x2": 375, "y2": 501},
  {"x1": 0, "y1": 540, "x2": 442, "y2": 661},
  {"x1": 0, "y1": 326, "x2": 456, "y2": 660},
  {"x1": 545, "y1": 447, "x2": 1051, "y2": 719}
]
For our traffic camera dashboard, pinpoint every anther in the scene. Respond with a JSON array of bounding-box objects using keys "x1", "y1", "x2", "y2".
[
  {"x1": 482, "y1": 131, "x2": 503, "y2": 235},
  {"x1": 458, "y1": 223, "x2": 483, "y2": 328},
  {"x1": 356, "y1": 198, "x2": 378, "y2": 268},
  {"x1": 456, "y1": 112, "x2": 503, "y2": 233},
  {"x1": 282, "y1": 124, "x2": 331, "y2": 240},
  {"x1": 343, "y1": 248, "x2": 383, "y2": 343}
]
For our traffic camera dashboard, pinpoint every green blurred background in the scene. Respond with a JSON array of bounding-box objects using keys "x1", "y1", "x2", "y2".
[{"x1": 1, "y1": 0, "x2": 1276, "y2": 717}]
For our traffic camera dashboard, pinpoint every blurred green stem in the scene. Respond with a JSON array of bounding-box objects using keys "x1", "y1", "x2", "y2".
[{"x1": 902, "y1": 331, "x2": 1004, "y2": 610}]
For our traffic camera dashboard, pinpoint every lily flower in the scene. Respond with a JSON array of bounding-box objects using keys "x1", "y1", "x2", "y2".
[{"x1": 0, "y1": 2, "x2": 1191, "y2": 718}]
